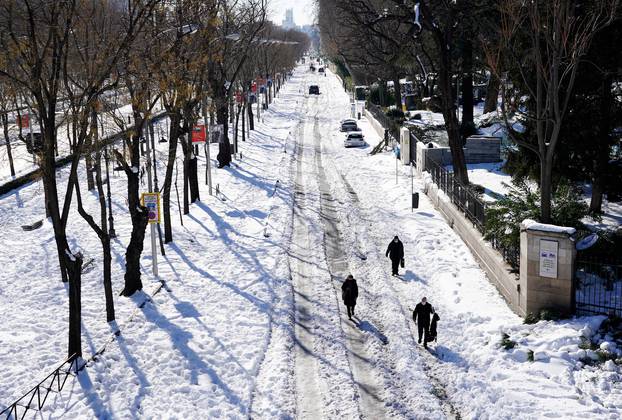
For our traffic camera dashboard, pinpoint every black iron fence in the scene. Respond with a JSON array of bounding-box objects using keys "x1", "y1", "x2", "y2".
[
  {"x1": 423, "y1": 154, "x2": 520, "y2": 270},
  {"x1": 0, "y1": 354, "x2": 80, "y2": 419},
  {"x1": 575, "y1": 257, "x2": 622, "y2": 317},
  {"x1": 366, "y1": 103, "x2": 400, "y2": 141}
]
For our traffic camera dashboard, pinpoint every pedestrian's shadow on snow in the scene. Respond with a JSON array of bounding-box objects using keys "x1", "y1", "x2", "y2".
[
  {"x1": 401, "y1": 269, "x2": 427, "y2": 284},
  {"x1": 430, "y1": 344, "x2": 467, "y2": 367},
  {"x1": 355, "y1": 319, "x2": 388, "y2": 345}
]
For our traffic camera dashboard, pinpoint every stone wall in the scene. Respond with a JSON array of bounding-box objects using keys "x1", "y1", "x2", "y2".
[{"x1": 364, "y1": 108, "x2": 386, "y2": 140}]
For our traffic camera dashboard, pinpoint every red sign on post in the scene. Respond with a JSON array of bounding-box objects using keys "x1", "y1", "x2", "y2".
[
  {"x1": 18, "y1": 114, "x2": 29, "y2": 129},
  {"x1": 192, "y1": 124, "x2": 206, "y2": 143}
]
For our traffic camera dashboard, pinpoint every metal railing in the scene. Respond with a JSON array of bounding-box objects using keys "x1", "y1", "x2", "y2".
[
  {"x1": 0, "y1": 355, "x2": 80, "y2": 420},
  {"x1": 575, "y1": 257, "x2": 622, "y2": 317},
  {"x1": 423, "y1": 154, "x2": 520, "y2": 270},
  {"x1": 366, "y1": 103, "x2": 400, "y2": 141}
]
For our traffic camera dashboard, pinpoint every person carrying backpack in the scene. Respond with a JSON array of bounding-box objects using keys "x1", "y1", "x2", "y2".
[
  {"x1": 386, "y1": 236, "x2": 404, "y2": 276},
  {"x1": 341, "y1": 274, "x2": 359, "y2": 320},
  {"x1": 412, "y1": 297, "x2": 435, "y2": 348}
]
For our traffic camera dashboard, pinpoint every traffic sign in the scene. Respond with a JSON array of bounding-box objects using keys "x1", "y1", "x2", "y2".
[{"x1": 141, "y1": 192, "x2": 161, "y2": 224}]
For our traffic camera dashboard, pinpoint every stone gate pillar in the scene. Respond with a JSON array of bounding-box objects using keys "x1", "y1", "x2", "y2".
[{"x1": 519, "y1": 220, "x2": 576, "y2": 316}]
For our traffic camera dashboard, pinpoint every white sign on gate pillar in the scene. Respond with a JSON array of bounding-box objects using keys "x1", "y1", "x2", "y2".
[{"x1": 539, "y1": 239, "x2": 558, "y2": 278}]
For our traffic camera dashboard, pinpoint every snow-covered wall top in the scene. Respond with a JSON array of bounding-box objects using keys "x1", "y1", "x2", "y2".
[{"x1": 521, "y1": 219, "x2": 576, "y2": 235}]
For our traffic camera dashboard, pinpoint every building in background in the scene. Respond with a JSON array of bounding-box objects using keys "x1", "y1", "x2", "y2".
[{"x1": 282, "y1": 8, "x2": 296, "y2": 30}]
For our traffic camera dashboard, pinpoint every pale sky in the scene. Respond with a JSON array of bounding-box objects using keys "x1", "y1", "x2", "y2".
[{"x1": 269, "y1": 0, "x2": 316, "y2": 27}]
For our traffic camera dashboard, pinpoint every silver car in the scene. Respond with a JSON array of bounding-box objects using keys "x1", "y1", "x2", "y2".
[{"x1": 344, "y1": 131, "x2": 366, "y2": 148}]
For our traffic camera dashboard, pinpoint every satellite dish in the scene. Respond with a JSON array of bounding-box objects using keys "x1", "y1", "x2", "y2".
[{"x1": 576, "y1": 233, "x2": 598, "y2": 251}]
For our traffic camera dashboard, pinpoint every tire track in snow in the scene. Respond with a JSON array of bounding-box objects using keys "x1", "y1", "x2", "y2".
[
  {"x1": 290, "y1": 108, "x2": 326, "y2": 419},
  {"x1": 288, "y1": 79, "x2": 360, "y2": 419},
  {"x1": 312, "y1": 113, "x2": 387, "y2": 420},
  {"x1": 248, "y1": 73, "x2": 308, "y2": 419}
]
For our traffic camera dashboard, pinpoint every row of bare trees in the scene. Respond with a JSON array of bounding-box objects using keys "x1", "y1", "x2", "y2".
[
  {"x1": 0, "y1": 0, "x2": 308, "y2": 360},
  {"x1": 317, "y1": 0, "x2": 619, "y2": 223}
]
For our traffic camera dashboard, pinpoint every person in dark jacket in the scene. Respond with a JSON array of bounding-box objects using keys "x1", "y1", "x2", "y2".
[
  {"x1": 385, "y1": 236, "x2": 404, "y2": 276},
  {"x1": 412, "y1": 297, "x2": 435, "y2": 348},
  {"x1": 341, "y1": 274, "x2": 359, "y2": 320}
]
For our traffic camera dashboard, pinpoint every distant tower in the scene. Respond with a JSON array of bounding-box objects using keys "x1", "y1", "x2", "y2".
[{"x1": 282, "y1": 8, "x2": 296, "y2": 29}]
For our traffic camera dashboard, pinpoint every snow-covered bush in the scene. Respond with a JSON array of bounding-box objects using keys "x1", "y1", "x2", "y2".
[{"x1": 485, "y1": 180, "x2": 592, "y2": 257}]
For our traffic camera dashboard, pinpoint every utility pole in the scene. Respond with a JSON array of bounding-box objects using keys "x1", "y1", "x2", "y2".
[
  {"x1": 202, "y1": 96, "x2": 213, "y2": 195},
  {"x1": 144, "y1": 117, "x2": 158, "y2": 278},
  {"x1": 149, "y1": 121, "x2": 166, "y2": 256}
]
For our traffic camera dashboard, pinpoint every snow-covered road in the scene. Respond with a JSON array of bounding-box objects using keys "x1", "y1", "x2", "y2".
[{"x1": 1, "y1": 65, "x2": 620, "y2": 419}]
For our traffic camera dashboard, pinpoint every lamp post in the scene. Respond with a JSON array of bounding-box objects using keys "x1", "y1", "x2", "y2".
[{"x1": 104, "y1": 145, "x2": 116, "y2": 238}]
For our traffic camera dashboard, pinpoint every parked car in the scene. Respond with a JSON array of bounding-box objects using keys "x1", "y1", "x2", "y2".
[
  {"x1": 309, "y1": 85, "x2": 320, "y2": 95},
  {"x1": 344, "y1": 132, "x2": 366, "y2": 148},
  {"x1": 340, "y1": 120, "x2": 359, "y2": 132},
  {"x1": 318, "y1": 67, "x2": 325, "y2": 73},
  {"x1": 24, "y1": 132, "x2": 43, "y2": 154}
]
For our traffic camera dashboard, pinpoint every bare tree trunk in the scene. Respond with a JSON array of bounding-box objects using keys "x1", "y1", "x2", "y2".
[
  {"x1": 247, "y1": 94, "x2": 254, "y2": 131},
  {"x1": 180, "y1": 130, "x2": 200, "y2": 211},
  {"x1": 162, "y1": 113, "x2": 181, "y2": 243},
  {"x1": 116, "y1": 133, "x2": 148, "y2": 296},
  {"x1": 1, "y1": 113, "x2": 15, "y2": 177},
  {"x1": 439, "y1": 50, "x2": 469, "y2": 185},
  {"x1": 234, "y1": 104, "x2": 242, "y2": 153},
  {"x1": 460, "y1": 39, "x2": 474, "y2": 139},
  {"x1": 484, "y1": 73, "x2": 500, "y2": 114},
  {"x1": 74, "y1": 151, "x2": 115, "y2": 322},
  {"x1": 540, "y1": 155, "x2": 553, "y2": 223},
  {"x1": 95, "y1": 153, "x2": 115, "y2": 322},
  {"x1": 242, "y1": 103, "x2": 246, "y2": 142},
  {"x1": 85, "y1": 128, "x2": 95, "y2": 191},
  {"x1": 216, "y1": 98, "x2": 232, "y2": 168},
  {"x1": 40, "y1": 113, "x2": 83, "y2": 357},
  {"x1": 181, "y1": 134, "x2": 190, "y2": 215}
]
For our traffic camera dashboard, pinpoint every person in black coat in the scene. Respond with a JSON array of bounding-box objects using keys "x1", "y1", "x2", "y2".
[
  {"x1": 412, "y1": 297, "x2": 435, "y2": 348},
  {"x1": 385, "y1": 236, "x2": 404, "y2": 276},
  {"x1": 341, "y1": 274, "x2": 359, "y2": 320}
]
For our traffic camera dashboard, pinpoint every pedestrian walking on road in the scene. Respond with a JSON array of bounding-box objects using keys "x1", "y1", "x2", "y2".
[
  {"x1": 341, "y1": 275, "x2": 359, "y2": 320},
  {"x1": 386, "y1": 236, "x2": 404, "y2": 276},
  {"x1": 413, "y1": 297, "x2": 435, "y2": 348}
]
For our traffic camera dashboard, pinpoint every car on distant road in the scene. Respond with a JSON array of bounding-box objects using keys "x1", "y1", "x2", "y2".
[
  {"x1": 309, "y1": 85, "x2": 320, "y2": 95},
  {"x1": 318, "y1": 67, "x2": 325, "y2": 73},
  {"x1": 344, "y1": 132, "x2": 366, "y2": 148},
  {"x1": 340, "y1": 119, "x2": 359, "y2": 132},
  {"x1": 24, "y1": 132, "x2": 43, "y2": 154}
]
